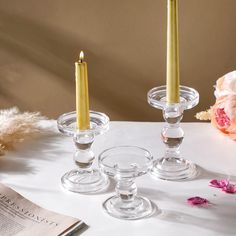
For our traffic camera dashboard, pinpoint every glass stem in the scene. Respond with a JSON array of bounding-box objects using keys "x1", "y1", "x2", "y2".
[
  {"x1": 162, "y1": 104, "x2": 184, "y2": 160},
  {"x1": 115, "y1": 179, "x2": 137, "y2": 202},
  {"x1": 73, "y1": 131, "x2": 95, "y2": 170}
]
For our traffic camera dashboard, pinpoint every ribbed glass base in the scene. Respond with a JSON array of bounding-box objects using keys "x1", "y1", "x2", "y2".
[
  {"x1": 103, "y1": 196, "x2": 154, "y2": 220},
  {"x1": 61, "y1": 169, "x2": 109, "y2": 193},
  {"x1": 151, "y1": 157, "x2": 197, "y2": 180}
]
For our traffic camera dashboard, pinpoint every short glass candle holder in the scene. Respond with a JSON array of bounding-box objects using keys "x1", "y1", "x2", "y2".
[
  {"x1": 147, "y1": 85, "x2": 199, "y2": 181},
  {"x1": 99, "y1": 146, "x2": 155, "y2": 220},
  {"x1": 57, "y1": 111, "x2": 109, "y2": 193}
]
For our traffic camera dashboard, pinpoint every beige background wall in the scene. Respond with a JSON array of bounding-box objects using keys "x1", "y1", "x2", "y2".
[{"x1": 0, "y1": 0, "x2": 236, "y2": 121}]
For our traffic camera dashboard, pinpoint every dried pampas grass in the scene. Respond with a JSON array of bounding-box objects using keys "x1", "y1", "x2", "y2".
[
  {"x1": 0, "y1": 107, "x2": 46, "y2": 155},
  {"x1": 195, "y1": 109, "x2": 211, "y2": 121}
]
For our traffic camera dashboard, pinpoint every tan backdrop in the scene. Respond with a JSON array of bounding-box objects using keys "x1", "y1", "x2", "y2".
[{"x1": 0, "y1": 0, "x2": 236, "y2": 121}]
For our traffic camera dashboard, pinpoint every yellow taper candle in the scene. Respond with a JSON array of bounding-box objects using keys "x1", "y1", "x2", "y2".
[
  {"x1": 75, "y1": 51, "x2": 90, "y2": 130},
  {"x1": 166, "y1": 0, "x2": 180, "y2": 104}
]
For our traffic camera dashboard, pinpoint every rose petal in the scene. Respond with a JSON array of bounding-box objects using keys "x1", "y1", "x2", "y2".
[
  {"x1": 215, "y1": 108, "x2": 231, "y2": 128},
  {"x1": 187, "y1": 196, "x2": 209, "y2": 206},
  {"x1": 209, "y1": 179, "x2": 229, "y2": 188},
  {"x1": 210, "y1": 96, "x2": 236, "y2": 137},
  {"x1": 222, "y1": 184, "x2": 236, "y2": 194}
]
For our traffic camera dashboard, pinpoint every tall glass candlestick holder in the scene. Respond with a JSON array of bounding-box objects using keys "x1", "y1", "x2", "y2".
[
  {"x1": 147, "y1": 85, "x2": 199, "y2": 180},
  {"x1": 57, "y1": 111, "x2": 109, "y2": 193}
]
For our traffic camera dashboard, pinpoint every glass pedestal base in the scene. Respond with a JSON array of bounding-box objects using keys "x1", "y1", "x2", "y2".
[
  {"x1": 61, "y1": 169, "x2": 109, "y2": 193},
  {"x1": 103, "y1": 196, "x2": 153, "y2": 220},
  {"x1": 151, "y1": 157, "x2": 197, "y2": 180}
]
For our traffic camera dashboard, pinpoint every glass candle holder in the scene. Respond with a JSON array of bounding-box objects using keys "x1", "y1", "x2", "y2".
[
  {"x1": 147, "y1": 85, "x2": 199, "y2": 180},
  {"x1": 57, "y1": 111, "x2": 109, "y2": 193},
  {"x1": 99, "y1": 146, "x2": 155, "y2": 220}
]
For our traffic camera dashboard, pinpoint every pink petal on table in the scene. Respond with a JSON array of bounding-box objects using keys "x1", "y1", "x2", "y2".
[
  {"x1": 209, "y1": 179, "x2": 229, "y2": 188},
  {"x1": 187, "y1": 196, "x2": 209, "y2": 206},
  {"x1": 222, "y1": 184, "x2": 236, "y2": 194}
]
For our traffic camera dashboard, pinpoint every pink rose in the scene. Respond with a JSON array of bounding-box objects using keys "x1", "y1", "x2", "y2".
[
  {"x1": 215, "y1": 71, "x2": 236, "y2": 98},
  {"x1": 196, "y1": 71, "x2": 236, "y2": 140},
  {"x1": 211, "y1": 95, "x2": 236, "y2": 140}
]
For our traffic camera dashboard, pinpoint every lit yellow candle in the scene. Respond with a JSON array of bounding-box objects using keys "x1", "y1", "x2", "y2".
[
  {"x1": 75, "y1": 51, "x2": 90, "y2": 130},
  {"x1": 166, "y1": 0, "x2": 180, "y2": 104}
]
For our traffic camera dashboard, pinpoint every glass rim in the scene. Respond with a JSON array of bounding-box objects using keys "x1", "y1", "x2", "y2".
[
  {"x1": 147, "y1": 85, "x2": 199, "y2": 110},
  {"x1": 57, "y1": 110, "x2": 109, "y2": 136},
  {"x1": 98, "y1": 145, "x2": 153, "y2": 173}
]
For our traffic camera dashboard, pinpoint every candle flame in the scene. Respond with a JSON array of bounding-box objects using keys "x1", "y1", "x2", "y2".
[{"x1": 79, "y1": 51, "x2": 84, "y2": 62}]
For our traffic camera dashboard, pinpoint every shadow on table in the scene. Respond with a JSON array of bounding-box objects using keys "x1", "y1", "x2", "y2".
[
  {"x1": 140, "y1": 185, "x2": 236, "y2": 235},
  {"x1": 156, "y1": 207, "x2": 236, "y2": 235},
  {"x1": 7, "y1": 183, "x2": 60, "y2": 194},
  {"x1": 0, "y1": 133, "x2": 72, "y2": 176},
  {"x1": 0, "y1": 157, "x2": 35, "y2": 175},
  {"x1": 139, "y1": 163, "x2": 236, "y2": 233},
  {"x1": 196, "y1": 166, "x2": 236, "y2": 182},
  {"x1": 13, "y1": 133, "x2": 72, "y2": 160}
]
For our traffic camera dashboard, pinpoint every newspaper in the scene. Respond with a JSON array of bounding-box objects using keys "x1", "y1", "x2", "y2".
[{"x1": 0, "y1": 183, "x2": 87, "y2": 236}]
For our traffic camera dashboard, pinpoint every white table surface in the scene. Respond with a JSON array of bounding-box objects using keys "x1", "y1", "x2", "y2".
[{"x1": 0, "y1": 121, "x2": 236, "y2": 236}]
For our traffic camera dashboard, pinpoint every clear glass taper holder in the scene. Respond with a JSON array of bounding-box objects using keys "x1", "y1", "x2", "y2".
[
  {"x1": 57, "y1": 111, "x2": 109, "y2": 193},
  {"x1": 147, "y1": 85, "x2": 199, "y2": 180},
  {"x1": 99, "y1": 146, "x2": 155, "y2": 220}
]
